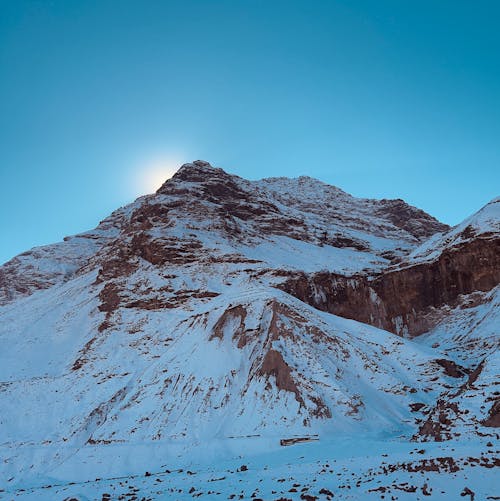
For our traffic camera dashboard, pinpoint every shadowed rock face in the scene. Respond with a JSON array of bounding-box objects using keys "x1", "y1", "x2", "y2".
[
  {"x1": 259, "y1": 349, "x2": 304, "y2": 406},
  {"x1": 483, "y1": 399, "x2": 500, "y2": 427},
  {"x1": 375, "y1": 198, "x2": 449, "y2": 240},
  {"x1": 279, "y1": 236, "x2": 500, "y2": 337}
]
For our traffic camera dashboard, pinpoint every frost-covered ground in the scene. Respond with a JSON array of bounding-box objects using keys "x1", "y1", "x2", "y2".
[{"x1": 3, "y1": 435, "x2": 497, "y2": 500}]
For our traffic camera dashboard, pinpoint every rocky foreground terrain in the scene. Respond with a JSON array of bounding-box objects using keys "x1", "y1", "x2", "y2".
[{"x1": 0, "y1": 160, "x2": 498, "y2": 500}]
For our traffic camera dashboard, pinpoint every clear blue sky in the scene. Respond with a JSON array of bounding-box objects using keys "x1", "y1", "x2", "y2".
[{"x1": 1, "y1": 0, "x2": 499, "y2": 264}]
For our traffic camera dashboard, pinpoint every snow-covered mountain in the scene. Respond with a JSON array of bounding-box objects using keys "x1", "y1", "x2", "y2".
[{"x1": 1, "y1": 160, "x2": 498, "y2": 500}]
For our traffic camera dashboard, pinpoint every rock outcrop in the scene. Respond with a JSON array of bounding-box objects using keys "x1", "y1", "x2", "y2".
[{"x1": 279, "y1": 234, "x2": 500, "y2": 337}]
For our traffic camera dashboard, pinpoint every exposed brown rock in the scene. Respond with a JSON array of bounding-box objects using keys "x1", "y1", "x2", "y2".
[
  {"x1": 98, "y1": 283, "x2": 121, "y2": 313},
  {"x1": 376, "y1": 198, "x2": 449, "y2": 239},
  {"x1": 462, "y1": 360, "x2": 486, "y2": 390},
  {"x1": 130, "y1": 203, "x2": 172, "y2": 230},
  {"x1": 461, "y1": 487, "x2": 475, "y2": 500},
  {"x1": 98, "y1": 320, "x2": 113, "y2": 332},
  {"x1": 130, "y1": 233, "x2": 202, "y2": 266},
  {"x1": 192, "y1": 291, "x2": 220, "y2": 299},
  {"x1": 124, "y1": 298, "x2": 177, "y2": 310},
  {"x1": 318, "y1": 488, "x2": 334, "y2": 497},
  {"x1": 421, "y1": 482, "x2": 432, "y2": 496},
  {"x1": 387, "y1": 456, "x2": 460, "y2": 474},
  {"x1": 409, "y1": 403, "x2": 426, "y2": 412},
  {"x1": 211, "y1": 305, "x2": 248, "y2": 342},
  {"x1": 434, "y1": 359, "x2": 469, "y2": 378},
  {"x1": 259, "y1": 349, "x2": 304, "y2": 405},
  {"x1": 300, "y1": 494, "x2": 318, "y2": 501},
  {"x1": 279, "y1": 236, "x2": 500, "y2": 336},
  {"x1": 416, "y1": 400, "x2": 461, "y2": 441},
  {"x1": 482, "y1": 399, "x2": 500, "y2": 428},
  {"x1": 415, "y1": 356, "x2": 496, "y2": 441},
  {"x1": 328, "y1": 234, "x2": 370, "y2": 251},
  {"x1": 310, "y1": 395, "x2": 332, "y2": 418},
  {"x1": 95, "y1": 255, "x2": 137, "y2": 284},
  {"x1": 162, "y1": 161, "x2": 285, "y2": 226},
  {"x1": 71, "y1": 336, "x2": 98, "y2": 371}
]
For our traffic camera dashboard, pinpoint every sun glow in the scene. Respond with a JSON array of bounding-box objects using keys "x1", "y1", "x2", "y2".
[
  {"x1": 135, "y1": 156, "x2": 184, "y2": 194},
  {"x1": 143, "y1": 164, "x2": 177, "y2": 192}
]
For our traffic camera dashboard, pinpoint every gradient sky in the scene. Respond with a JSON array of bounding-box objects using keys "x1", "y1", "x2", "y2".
[{"x1": 1, "y1": 0, "x2": 499, "y2": 264}]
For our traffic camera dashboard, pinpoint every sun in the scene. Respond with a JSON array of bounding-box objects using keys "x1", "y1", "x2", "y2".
[
  {"x1": 136, "y1": 157, "x2": 183, "y2": 194},
  {"x1": 143, "y1": 164, "x2": 177, "y2": 192},
  {"x1": 127, "y1": 152, "x2": 188, "y2": 197}
]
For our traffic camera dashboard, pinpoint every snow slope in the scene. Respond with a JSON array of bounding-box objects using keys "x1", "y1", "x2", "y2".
[
  {"x1": 0, "y1": 161, "x2": 497, "y2": 499},
  {"x1": 405, "y1": 196, "x2": 500, "y2": 265}
]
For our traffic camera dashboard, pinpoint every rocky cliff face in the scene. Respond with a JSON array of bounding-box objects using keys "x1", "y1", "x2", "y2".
[
  {"x1": 0, "y1": 160, "x2": 498, "y2": 492},
  {"x1": 280, "y1": 232, "x2": 499, "y2": 337}
]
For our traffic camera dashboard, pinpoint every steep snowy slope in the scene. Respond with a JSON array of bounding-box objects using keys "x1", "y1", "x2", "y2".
[
  {"x1": 0, "y1": 203, "x2": 132, "y2": 305},
  {"x1": 0, "y1": 282, "x2": 453, "y2": 486},
  {"x1": 0, "y1": 160, "x2": 498, "y2": 499},
  {"x1": 406, "y1": 195, "x2": 500, "y2": 264}
]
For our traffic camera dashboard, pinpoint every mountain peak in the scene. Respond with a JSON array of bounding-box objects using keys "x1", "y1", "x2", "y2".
[
  {"x1": 169, "y1": 160, "x2": 222, "y2": 183},
  {"x1": 157, "y1": 159, "x2": 241, "y2": 196}
]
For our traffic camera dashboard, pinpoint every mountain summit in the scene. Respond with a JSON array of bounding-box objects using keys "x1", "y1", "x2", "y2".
[{"x1": 1, "y1": 162, "x2": 498, "y2": 499}]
